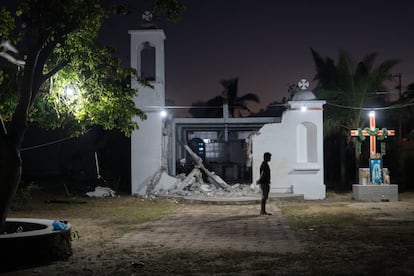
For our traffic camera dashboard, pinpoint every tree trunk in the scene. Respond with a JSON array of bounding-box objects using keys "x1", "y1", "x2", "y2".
[
  {"x1": 340, "y1": 137, "x2": 347, "y2": 187},
  {"x1": 0, "y1": 138, "x2": 22, "y2": 233},
  {"x1": 0, "y1": 45, "x2": 39, "y2": 232}
]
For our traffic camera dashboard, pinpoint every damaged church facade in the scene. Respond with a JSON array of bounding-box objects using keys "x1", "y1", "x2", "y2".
[{"x1": 130, "y1": 28, "x2": 326, "y2": 200}]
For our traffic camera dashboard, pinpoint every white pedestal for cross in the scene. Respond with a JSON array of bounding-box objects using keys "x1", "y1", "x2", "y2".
[{"x1": 352, "y1": 184, "x2": 398, "y2": 202}]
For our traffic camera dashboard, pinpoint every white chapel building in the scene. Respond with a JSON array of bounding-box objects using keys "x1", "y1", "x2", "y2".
[{"x1": 129, "y1": 28, "x2": 326, "y2": 200}]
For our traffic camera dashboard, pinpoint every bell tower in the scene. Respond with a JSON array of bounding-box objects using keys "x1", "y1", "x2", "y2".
[{"x1": 129, "y1": 28, "x2": 166, "y2": 194}]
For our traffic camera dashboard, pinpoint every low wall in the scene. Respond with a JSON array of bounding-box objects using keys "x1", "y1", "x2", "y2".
[{"x1": 0, "y1": 218, "x2": 72, "y2": 272}]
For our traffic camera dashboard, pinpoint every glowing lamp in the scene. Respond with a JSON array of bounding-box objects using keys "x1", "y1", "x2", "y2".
[{"x1": 64, "y1": 85, "x2": 76, "y2": 98}]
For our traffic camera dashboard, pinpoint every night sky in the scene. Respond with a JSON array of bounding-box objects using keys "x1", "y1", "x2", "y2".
[
  {"x1": 153, "y1": 0, "x2": 414, "y2": 112},
  {"x1": 39, "y1": 1, "x2": 414, "y2": 112}
]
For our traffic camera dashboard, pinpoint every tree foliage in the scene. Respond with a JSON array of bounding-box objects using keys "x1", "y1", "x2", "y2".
[
  {"x1": 0, "y1": 0, "x2": 184, "y2": 231},
  {"x1": 189, "y1": 77, "x2": 260, "y2": 118},
  {"x1": 311, "y1": 48, "x2": 400, "y2": 135},
  {"x1": 311, "y1": 48, "x2": 400, "y2": 186},
  {"x1": 1, "y1": 0, "x2": 143, "y2": 136}
]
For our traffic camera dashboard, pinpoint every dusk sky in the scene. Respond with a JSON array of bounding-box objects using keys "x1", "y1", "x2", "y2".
[
  {"x1": 98, "y1": 0, "x2": 414, "y2": 112},
  {"x1": 2, "y1": 1, "x2": 414, "y2": 112},
  {"x1": 79, "y1": 1, "x2": 414, "y2": 112}
]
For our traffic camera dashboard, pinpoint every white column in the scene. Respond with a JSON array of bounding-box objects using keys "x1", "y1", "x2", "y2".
[{"x1": 129, "y1": 29, "x2": 166, "y2": 195}]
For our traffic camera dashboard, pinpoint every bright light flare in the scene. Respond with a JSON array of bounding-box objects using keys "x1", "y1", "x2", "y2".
[
  {"x1": 64, "y1": 85, "x2": 76, "y2": 99},
  {"x1": 160, "y1": 110, "x2": 167, "y2": 118}
]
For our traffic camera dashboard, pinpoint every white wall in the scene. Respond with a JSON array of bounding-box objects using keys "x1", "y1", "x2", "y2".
[
  {"x1": 129, "y1": 30, "x2": 166, "y2": 195},
  {"x1": 252, "y1": 101, "x2": 326, "y2": 200}
]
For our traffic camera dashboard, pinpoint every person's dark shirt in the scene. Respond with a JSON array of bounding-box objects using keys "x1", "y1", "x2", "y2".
[{"x1": 258, "y1": 161, "x2": 270, "y2": 185}]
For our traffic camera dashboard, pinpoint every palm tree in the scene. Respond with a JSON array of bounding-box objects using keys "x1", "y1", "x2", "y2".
[
  {"x1": 312, "y1": 48, "x2": 399, "y2": 132},
  {"x1": 189, "y1": 98, "x2": 223, "y2": 118},
  {"x1": 311, "y1": 48, "x2": 400, "y2": 186},
  {"x1": 189, "y1": 77, "x2": 260, "y2": 118},
  {"x1": 400, "y1": 84, "x2": 414, "y2": 133},
  {"x1": 386, "y1": 83, "x2": 414, "y2": 189},
  {"x1": 220, "y1": 77, "x2": 259, "y2": 117}
]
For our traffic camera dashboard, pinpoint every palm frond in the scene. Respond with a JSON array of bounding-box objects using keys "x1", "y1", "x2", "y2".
[
  {"x1": 220, "y1": 77, "x2": 238, "y2": 100},
  {"x1": 360, "y1": 52, "x2": 378, "y2": 72},
  {"x1": 237, "y1": 93, "x2": 260, "y2": 103}
]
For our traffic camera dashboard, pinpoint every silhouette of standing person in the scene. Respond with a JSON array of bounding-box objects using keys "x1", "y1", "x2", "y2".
[{"x1": 256, "y1": 152, "x2": 272, "y2": 215}]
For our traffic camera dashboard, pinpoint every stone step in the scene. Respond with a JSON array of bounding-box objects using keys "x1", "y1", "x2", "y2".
[{"x1": 160, "y1": 193, "x2": 304, "y2": 205}]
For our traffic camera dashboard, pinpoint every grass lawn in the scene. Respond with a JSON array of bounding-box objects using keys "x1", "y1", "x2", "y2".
[{"x1": 4, "y1": 188, "x2": 414, "y2": 275}]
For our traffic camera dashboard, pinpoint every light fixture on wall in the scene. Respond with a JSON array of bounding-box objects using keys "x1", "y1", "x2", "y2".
[{"x1": 160, "y1": 110, "x2": 167, "y2": 118}]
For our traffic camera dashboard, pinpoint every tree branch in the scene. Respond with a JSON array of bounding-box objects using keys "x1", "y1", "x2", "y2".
[
  {"x1": 42, "y1": 60, "x2": 69, "y2": 82},
  {"x1": 29, "y1": 39, "x2": 59, "y2": 106},
  {"x1": 0, "y1": 115, "x2": 7, "y2": 137}
]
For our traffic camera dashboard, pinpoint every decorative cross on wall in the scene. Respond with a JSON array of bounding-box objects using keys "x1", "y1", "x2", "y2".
[{"x1": 350, "y1": 111, "x2": 395, "y2": 158}]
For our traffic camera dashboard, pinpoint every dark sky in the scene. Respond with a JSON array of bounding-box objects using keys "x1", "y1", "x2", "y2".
[{"x1": 99, "y1": 0, "x2": 414, "y2": 112}]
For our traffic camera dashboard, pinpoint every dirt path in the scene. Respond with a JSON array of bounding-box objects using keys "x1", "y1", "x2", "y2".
[
  {"x1": 116, "y1": 203, "x2": 302, "y2": 253},
  {"x1": 5, "y1": 193, "x2": 414, "y2": 275}
]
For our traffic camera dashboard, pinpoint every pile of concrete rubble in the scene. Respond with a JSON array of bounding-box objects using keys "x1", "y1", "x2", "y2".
[{"x1": 143, "y1": 145, "x2": 261, "y2": 198}]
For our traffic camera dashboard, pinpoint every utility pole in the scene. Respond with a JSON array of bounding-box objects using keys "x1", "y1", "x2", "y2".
[
  {"x1": 392, "y1": 73, "x2": 402, "y2": 98},
  {"x1": 392, "y1": 73, "x2": 403, "y2": 150}
]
